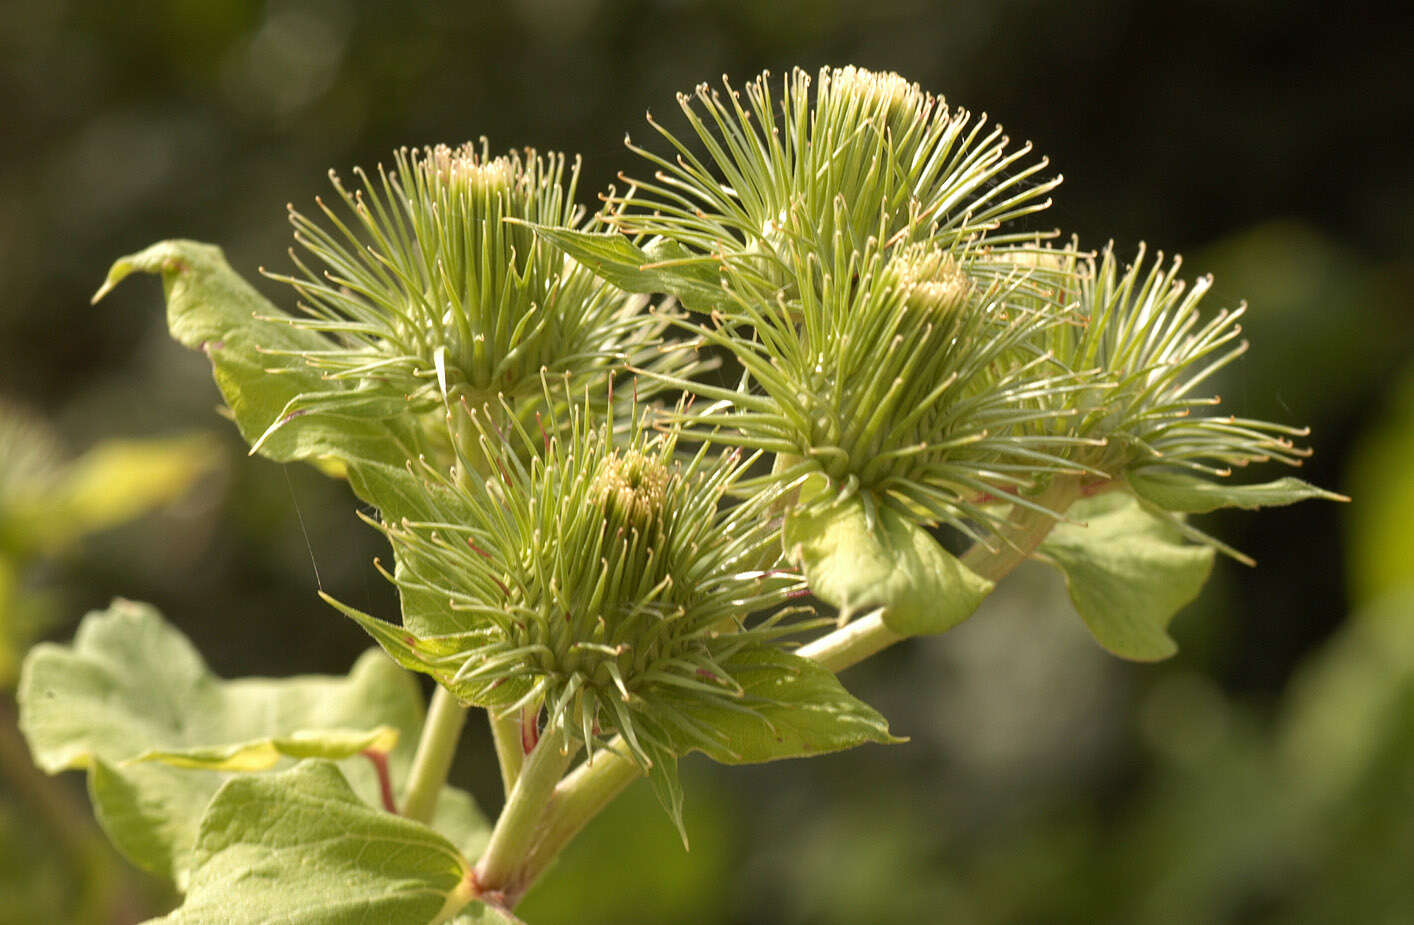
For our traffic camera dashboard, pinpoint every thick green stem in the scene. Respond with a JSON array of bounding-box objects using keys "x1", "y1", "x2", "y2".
[
  {"x1": 474, "y1": 725, "x2": 573, "y2": 900},
  {"x1": 959, "y1": 478, "x2": 1084, "y2": 583},
  {"x1": 401, "y1": 685, "x2": 470, "y2": 823},
  {"x1": 489, "y1": 710, "x2": 525, "y2": 801},
  {"x1": 795, "y1": 611, "x2": 903, "y2": 673}
]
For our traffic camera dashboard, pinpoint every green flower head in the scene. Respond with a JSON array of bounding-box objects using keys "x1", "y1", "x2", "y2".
[
  {"x1": 608, "y1": 64, "x2": 1057, "y2": 285},
  {"x1": 332, "y1": 391, "x2": 807, "y2": 770},
  {"x1": 266, "y1": 141, "x2": 668, "y2": 426},
  {"x1": 663, "y1": 234, "x2": 1088, "y2": 536},
  {"x1": 1064, "y1": 245, "x2": 1312, "y2": 478}
]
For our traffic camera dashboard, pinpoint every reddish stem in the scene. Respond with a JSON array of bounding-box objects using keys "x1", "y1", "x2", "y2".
[
  {"x1": 362, "y1": 749, "x2": 398, "y2": 813},
  {"x1": 521, "y1": 706, "x2": 541, "y2": 754}
]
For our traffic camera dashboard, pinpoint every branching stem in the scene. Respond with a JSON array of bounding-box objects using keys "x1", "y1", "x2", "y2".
[
  {"x1": 959, "y1": 478, "x2": 1085, "y2": 583},
  {"x1": 795, "y1": 611, "x2": 904, "y2": 673},
  {"x1": 474, "y1": 725, "x2": 574, "y2": 900},
  {"x1": 512, "y1": 744, "x2": 641, "y2": 893}
]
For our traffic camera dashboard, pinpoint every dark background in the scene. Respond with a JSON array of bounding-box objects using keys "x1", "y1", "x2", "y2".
[{"x1": 2, "y1": 1, "x2": 1412, "y2": 922}]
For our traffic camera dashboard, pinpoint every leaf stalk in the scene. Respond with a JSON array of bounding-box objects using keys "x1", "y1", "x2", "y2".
[{"x1": 401, "y1": 684, "x2": 470, "y2": 823}]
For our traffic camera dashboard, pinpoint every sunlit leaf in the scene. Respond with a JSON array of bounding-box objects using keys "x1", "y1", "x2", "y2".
[
  {"x1": 317, "y1": 591, "x2": 529, "y2": 710},
  {"x1": 521, "y1": 224, "x2": 724, "y2": 313},
  {"x1": 1039, "y1": 493, "x2": 1215, "y2": 660},
  {"x1": 1128, "y1": 470, "x2": 1347, "y2": 515},
  {"x1": 650, "y1": 645, "x2": 903, "y2": 765},
  {"x1": 92, "y1": 240, "x2": 429, "y2": 521},
  {"x1": 784, "y1": 493, "x2": 993, "y2": 636}
]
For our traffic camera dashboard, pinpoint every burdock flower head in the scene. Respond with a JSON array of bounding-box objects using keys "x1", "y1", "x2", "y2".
[
  {"x1": 1035, "y1": 244, "x2": 1346, "y2": 559},
  {"x1": 260, "y1": 141, "x2": 675, "y2": 458},
  {"x1": 600, "y1": 64, "x2": 1056, "y2": 294},
  {"x1": 666, "y1": 235, "x2": 1082, "y2": 534},
  {"x1": 323, "y1": 390, "x2": 824, "y2": 824},
  {"x1": 474, "y1": 63, "x2": 1343, "y2": 660}
]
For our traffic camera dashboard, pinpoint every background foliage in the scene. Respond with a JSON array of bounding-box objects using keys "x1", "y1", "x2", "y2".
[{"x1": 1, "y1": 1, "x2": 1410, "y2": 922}]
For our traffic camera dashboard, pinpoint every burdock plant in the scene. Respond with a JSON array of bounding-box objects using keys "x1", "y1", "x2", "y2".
[{"x1": 17, "y1": 65, "x2": 1342, "y2": 923}]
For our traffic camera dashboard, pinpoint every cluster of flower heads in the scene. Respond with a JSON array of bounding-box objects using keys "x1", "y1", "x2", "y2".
[
  {"x1": 290, "y1": 64, "x2": 1325, "y2": 707},
  {"x1": 266, "y1": 131, "x2": 835, "y2": 797},
  {"x1": 274, "y1": 63, "x2": 1330, "y2": 789},
  {"x1": 82, "y1": 60, "x2": 1342, "y2": 857},
  {"x1": 595, "y1": 65, "x2": 1315, "y2": 542}
]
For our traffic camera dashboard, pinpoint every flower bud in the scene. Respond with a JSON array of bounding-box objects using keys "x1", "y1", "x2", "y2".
[
  {"x1": 592, "y1": 449, "x2": 670, "y2": 537},
  {"x1": 820, "y1": 66, "x2": 929, "y2": 145},
  {"x1": 274, "y1": 141, "x2": 643, "y2": 457},
  {"x1": 424, "y1": 144, "x2": 517, "y2": 200},
  {"x1": 886, "y1": 247, "x2": 971, "y2": 319}
]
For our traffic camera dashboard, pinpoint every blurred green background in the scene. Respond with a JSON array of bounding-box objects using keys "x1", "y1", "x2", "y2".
[{"x1": 2, "y1": 1, "x2": 1411, "y2": 922}]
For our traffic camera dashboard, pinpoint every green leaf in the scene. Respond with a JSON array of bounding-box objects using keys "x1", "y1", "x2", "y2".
[
  {"x1": 643, "y1": 744, "x2": 689, "y2": 849},
  {"x1": 629, "y1": 645, "x2": 902, "y2": 849},
  {"x1": 1039, "y1": 492, "x2": 1216, "y2": 661},
  {"x1": 521, "y1": 224, "x2": 724, "y2": 313},
  {"x1": 1128, "y1": 470, "x2": 1348, "y2": 514},
  {"x1": 784, "y1": 493, "x2": 994, "y2": 636},
  {"x1": 319, "y1": 592, "x2": 484, "y2": 688},
  {"x1": 15, "y1": 600, "x2": 446, "y2": 886},
  {"x1": 152, "y1": 760, "x2": 474, "y2": 925},
  {"x1": 651, "y1": 645, "x2": 903, "y2": 765},
  {"x1": 92, "y1": 240, "x2": 428, "y2": 518},
  {"x1": 130, "y1": 726, "x2": 400, "y2": 772}
]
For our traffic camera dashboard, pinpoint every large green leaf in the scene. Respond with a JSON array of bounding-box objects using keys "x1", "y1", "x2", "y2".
[
  {"x1": 16, "y1": 600, "x2": 489, "y2": 886},
  {"x1": 651, "y1": 645, "x2": 902, "y2": 765},
  {"x1": 784, "y1": 493, "x2": 994, "y2": 636},
  {"x1": 92, "y1": 240, "x2": 428, "y2": 521},
  {"x1": 1128, "y1": 470, "x2": 1347, "y2": 514},
  {"x1": 520, "y1": 225, "x2": 724, "y2": 313},
  {"x1": 1039, "y1": 493, "x2": 1216, "y2": 661},
  {"x1": 151, "y1": 760, "x2": 474, "y2": 925}
]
